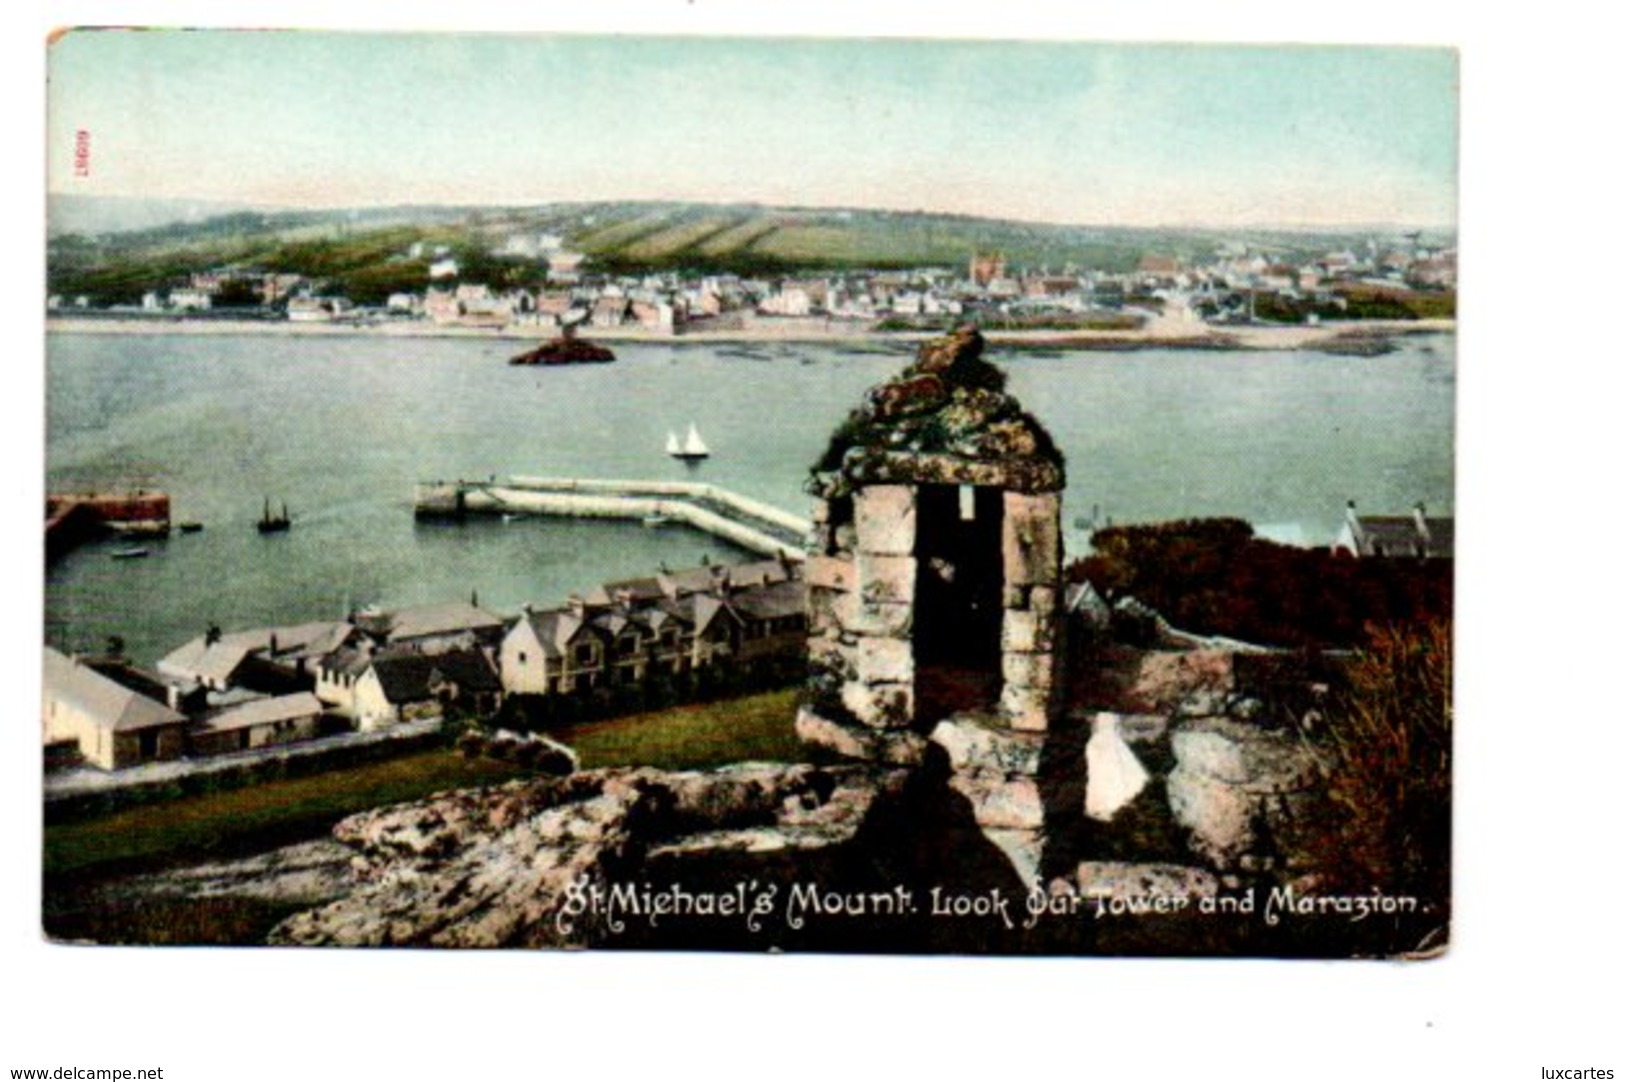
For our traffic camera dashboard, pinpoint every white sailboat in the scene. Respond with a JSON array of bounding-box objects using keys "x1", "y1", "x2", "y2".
[{"x1": 670, "y1": 422, "x2": 710, "y2": 460}]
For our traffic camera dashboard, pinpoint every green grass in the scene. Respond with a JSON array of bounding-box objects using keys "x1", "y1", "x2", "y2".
[
  {"x1": 41, "y1": 691, "x2": 805, "y2": 945},
  {"x1": 55, "y1": 201, "x2": 1429, "y2": 299},
  {"x1": 43, "y1": 691, "x2": 804, "y2": 879},
  {"x1": 43, "y1": 894, "x2": 312, "y2": 947},
  {"x1": 622, "y1": 215, "x2": 745, "y2": 259},
  {"x1": 42, "y1": 747, "x2": 534, "y2": 878},
  {"x1": 551, "y1": 689, "x2": 802, "y2": 771}
]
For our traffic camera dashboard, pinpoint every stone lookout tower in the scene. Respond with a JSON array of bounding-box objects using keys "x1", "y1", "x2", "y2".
[{"x1": 797, "y1": 325, "x2": 1066, "y2": 763}]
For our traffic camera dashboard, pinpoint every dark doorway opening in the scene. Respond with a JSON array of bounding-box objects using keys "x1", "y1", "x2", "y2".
[{"x1": 914, "y1": 484, "x2": 1004, "y2": 721}]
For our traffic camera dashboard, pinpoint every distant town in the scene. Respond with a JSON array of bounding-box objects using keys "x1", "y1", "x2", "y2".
[{"x1": 45, "y1": 204, "x2": 1455, "y2": 338}]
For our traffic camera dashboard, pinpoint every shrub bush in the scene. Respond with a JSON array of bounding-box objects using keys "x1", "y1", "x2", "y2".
[
  {"x1": 1299, "y1": 620, "x2": 1452, "y2": 920},
  {"x1": 1073, "y1": 519, "x2": 1451, "y2": 649}
]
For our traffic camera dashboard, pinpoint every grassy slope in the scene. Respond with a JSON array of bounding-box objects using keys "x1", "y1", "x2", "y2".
[
  {"x1": 43, "y1": 689, "x2": 803, "y2": 879},
  {"x1": 42, "y1": 690, "x2": 803, "y2": 944},
  {"x1": 49, "y1": 199, "x2": 1419, "y2": 302},
  {"x1": 42, "y1": 747, "x2": 533, "y2": 878},
  {"x1": 553, "y1": 689, "x2": 802, "y2": 771}
]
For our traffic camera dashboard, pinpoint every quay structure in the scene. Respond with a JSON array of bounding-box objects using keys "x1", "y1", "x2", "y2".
[
  {"x1": 414, "y1": 476, "x2": 811, "y2": 559},
  {"x1": 46, "y1": 489, "x2": 171, "y2": 556}
]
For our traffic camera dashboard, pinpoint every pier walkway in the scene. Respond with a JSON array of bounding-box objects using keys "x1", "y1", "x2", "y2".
[{"x1": 414, "y1": 476, "x2": 812, "y2": 559}]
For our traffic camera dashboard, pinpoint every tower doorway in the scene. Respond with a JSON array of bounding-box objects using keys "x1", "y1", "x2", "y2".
[{"x1": 914, "y1": 484, "x2": 1004, "y2": 720}]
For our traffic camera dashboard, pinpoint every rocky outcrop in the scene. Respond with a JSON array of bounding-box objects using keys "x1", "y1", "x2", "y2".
[
  {"x1": 1165, "y1": 715, "x2": 1319, "y2": 872},
  {"x1": 509, "y1": 335, "x2": 615, "y2": 365},
  {"x1": 269, "y1": 762, "x2": 907, "y2": 948},
  {"x1": 457, "y1": 728, "x2": 578, "y2": 774},
  {"x1": 929, "y1": 713, "x2": 1088, "y2": 889},
  {"x1": 795, "y1": 704, "x2": 928, "y2": 766},
  {"x1": 1072, "y1": 861, "x2": 1221, "y2": 903}
]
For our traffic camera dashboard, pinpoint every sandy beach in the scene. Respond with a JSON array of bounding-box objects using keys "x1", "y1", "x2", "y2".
[{"x1": 44, "y1": 314, "x2": 1455, "y2": 352}]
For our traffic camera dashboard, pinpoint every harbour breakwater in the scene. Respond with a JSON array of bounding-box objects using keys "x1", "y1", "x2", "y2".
[
  {"x1": 46, "y1": 489, "x2": 171, "y2": 557},
  {"x1": 414, "y1": 476, "x2": 812, "y2": 559}
]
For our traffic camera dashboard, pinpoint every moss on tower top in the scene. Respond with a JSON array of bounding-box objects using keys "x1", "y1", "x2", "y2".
[{"x1": 812, "y1": 325, "x2": 1065, "y2": 494}]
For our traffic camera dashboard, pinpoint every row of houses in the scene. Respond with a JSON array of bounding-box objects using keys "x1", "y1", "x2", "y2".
[
  {"x1": 41, "y1": 558, "x2": 807, "y2": 772},
  {"x1": 64, "y1": 227, "x2": 1453, "y2": 330}
]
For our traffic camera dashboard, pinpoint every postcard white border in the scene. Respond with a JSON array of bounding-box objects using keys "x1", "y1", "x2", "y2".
[{"x1": 8, "y1": 3, "x2": 1619, "y2": 1079}]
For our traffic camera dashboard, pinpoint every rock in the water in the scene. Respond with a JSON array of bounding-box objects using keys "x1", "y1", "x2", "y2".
[{"x1": 509, "y1": 336, "x2": 615, "y2": 365}]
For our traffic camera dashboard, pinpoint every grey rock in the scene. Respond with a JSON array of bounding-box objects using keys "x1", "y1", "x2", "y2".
[
  {"x1": 795, "y1": 704, "x2": 928, "y2": 765},
  {"x1": 1073, "y1": 861, "x2": 1221, "y2": 902},
  {"x1": 929, "y1": 714, "x2": 1048, "y2": 776}
]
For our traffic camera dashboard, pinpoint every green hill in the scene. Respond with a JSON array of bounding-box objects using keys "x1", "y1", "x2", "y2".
[{"x1": 46, "y1": 199, "x2": 1436, "y2": 306}]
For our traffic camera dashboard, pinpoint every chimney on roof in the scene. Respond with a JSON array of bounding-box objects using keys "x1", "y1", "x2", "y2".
[
  {"x1": 567, "y1": 594, "x2": 586, "y2": 618},
  {"x1": 521, "y1": 602, "x2": 533, "y2": 616},
  {"x1": 1413, "y1": 502, "x2": 1432, "y2": 557}
]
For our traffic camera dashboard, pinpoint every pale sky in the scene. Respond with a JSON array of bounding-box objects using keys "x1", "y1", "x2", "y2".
[{"x1": 46, "y1": 30, "x2": 1457, "y2": 228}]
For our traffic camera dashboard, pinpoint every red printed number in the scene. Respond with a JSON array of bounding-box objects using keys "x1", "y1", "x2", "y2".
[{"x1": 73, "y1": 129, "x2": 90, "y2": 177}]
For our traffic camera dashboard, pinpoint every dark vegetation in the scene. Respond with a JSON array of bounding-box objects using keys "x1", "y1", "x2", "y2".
[
  {"x1": 1245, "y1": 285, "x2": 1456, "y2": 324},
  {"x1": 1302, "y1": 619, "x2": 1452, "y2": 929},
  {"x1": 1073, "y1": 517, "x2": 1453, "y2": 953},
  {"x1": 1072, "y1": 518, "x2": 1452, "y2": 650}
]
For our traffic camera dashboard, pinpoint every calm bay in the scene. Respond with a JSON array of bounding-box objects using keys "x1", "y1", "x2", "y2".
[{"x1": 45, "y1": 330, "x2": 1454, "y2": 665}]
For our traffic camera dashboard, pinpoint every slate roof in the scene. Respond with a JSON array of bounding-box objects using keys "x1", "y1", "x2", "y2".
[
  {"x1": 691, "y1": 594, "x2": 741, "y2": 636},
  {"x1": 44, "y1": 647, "x2": 187, "y2": 733},
  {"x1": 318, "y1": 646, "x2": 375, "y2": 678},
  {"x1": 514, "y1": 608, "x2": 601, "y2": 657},
  {"x1": 1352, "y1": 515, "x2": 1455, "y2": 559},
  {"x1": 658, "y1": 565, "x2": 723, "y2": 597},
  {"x1": 586, "y1": 576, "x2": 666, "y2": 606},
  {"x1": 730, "y1": 579, "x2": 807, "y2": 622},
  {"x1": 382, "y1": 602, "x2": 504, "y2": 642},
  {"x1": 725, "y1": 558, "x2": 798, "y2": 589},
  {"x1": 200, "y1": 692, "x2": 325, "y2": 734},
  {"x1": 368, "y1": 649, "x2": 500, "y2": 705},
  {"x1": 159, "y1": 621, "x2": 355, "y2": 684}
]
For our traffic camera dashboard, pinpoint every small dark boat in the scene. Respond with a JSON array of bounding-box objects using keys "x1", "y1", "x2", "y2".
[
  {"x1": 258, "y1": 499, "x2": 291, "y2": 534},
  {"x1": 177, "y1": 521, "x2": 203, "y2": 533}
]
